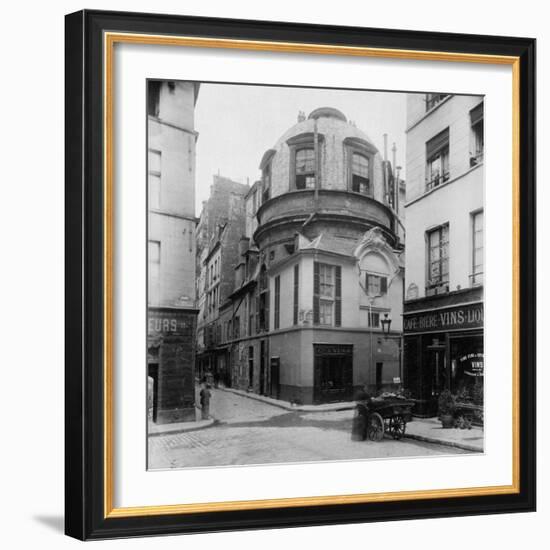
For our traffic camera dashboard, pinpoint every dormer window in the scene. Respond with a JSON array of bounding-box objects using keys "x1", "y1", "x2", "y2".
[
  {"x1": 344, "y1": 137, "x2": 376, "y2": 197},
  {"x1": 287, "y1": 133, "x2": 324, "y2": 191},
  {"x1": 295, "y1": 148, "x2": 316, "y2": 189},
  {"x1": 351, "y1": 153, "x2": 370, "y2": 194}
]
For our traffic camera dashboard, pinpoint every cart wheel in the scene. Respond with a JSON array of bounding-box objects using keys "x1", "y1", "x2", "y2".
[
  {"x1": 388, "y1": 415, "x2": 406, "y2": 440},
  {"x1": 367, "y1": 412, "x2": 385, "y2": 442}
]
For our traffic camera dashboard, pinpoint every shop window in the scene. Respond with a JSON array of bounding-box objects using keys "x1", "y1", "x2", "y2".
[
  {"x1": 313, "y1": 262, "x2": 341, "y2": 326},
  {"x1": 426, "y1": 224, "x2": 450, "y2": 295},
  {"x1": 295, "y1": 148, "x2": 316, "y2": 189},
  {"x1": 425, "y1": 93, "x2": 449, "y2": 111},
  {"x1": 426, "y1": 128, "x2": 450, "y2": 190},
  {"x1": 470, "y1": 102, "x2": 484, "y2": 166},
  {"x1": 351, "y1": 153, "x2": 370, "y2": 194},
  {"x1": 471, "y1": 210, "x2": 484, "y2": 286}
]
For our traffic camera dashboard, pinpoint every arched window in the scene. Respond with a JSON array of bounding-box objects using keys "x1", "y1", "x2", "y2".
[
  {"x1": 295, "y1": 148, "x2": 316, "y2": 189},
  {"x1": 351, "y1": 153, "x2": 370, "y2": 194}
]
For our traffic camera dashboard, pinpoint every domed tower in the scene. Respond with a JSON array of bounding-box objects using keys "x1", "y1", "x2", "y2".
[
  {"x1": 254, "y1": 106, "x2": 398, "y2": 257},
  {"x1": 230, "y1": 108, "x2": 404, "y2": 405}
]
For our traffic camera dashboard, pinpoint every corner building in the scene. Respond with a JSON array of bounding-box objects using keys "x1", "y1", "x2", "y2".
[
  {"x1": 228, "y1": 108, "x2": 405, "y2": 404},
  {"x1": 147, "y1": 81, "x2": 200, "y2": 424},
  {"x1": 403, "y1": 94, "x2": 484, "y2": 416}
]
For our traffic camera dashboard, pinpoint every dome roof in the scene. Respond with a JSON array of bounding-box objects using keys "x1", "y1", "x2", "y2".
[
  {"x1": 308, "y1": 107, "x2": 347, "y2": 122},
  {"x1": 271, "y1": 107, "x2": 378, "y2": 153}
]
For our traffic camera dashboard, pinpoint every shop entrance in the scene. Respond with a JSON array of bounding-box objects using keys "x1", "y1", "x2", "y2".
[
  {"x1": 313, "y1": 344, "x2": 353, "y2": 404},
  {"x1": 147, "y1": 363, "x2": 159, "y2": 423},
  {"x1": 426, "y1": 339, "x2": 447, "y2": 400}
]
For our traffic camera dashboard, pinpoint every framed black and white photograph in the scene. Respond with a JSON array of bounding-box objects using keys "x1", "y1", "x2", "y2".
[{"x1": 65, "y1": 9, "x2": 536, "y2": 540}]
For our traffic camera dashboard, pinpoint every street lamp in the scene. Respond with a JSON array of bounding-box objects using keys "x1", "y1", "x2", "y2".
[{"x1": 381, "y1": 313, "x2": 392, "y2": 337}]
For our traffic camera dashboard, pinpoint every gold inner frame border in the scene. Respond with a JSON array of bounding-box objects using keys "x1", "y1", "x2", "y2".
[{"x1": 103, "y1": 31, "x2": 521, "y2": 518}]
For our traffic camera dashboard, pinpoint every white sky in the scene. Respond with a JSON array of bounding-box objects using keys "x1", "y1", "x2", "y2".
[{"x1": 194, "y1": 82, "x2": 409, "y2": 214}]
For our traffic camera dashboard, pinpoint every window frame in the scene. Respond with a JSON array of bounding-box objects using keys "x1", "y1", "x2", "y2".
[
  {"x1": 313, "y1": 261, "x2": 342, "y2": 327},
  {"x1": 470, "y1": 102, "x2": 484, "y2": 167},
  {"x1": 425, "y1": 128, "x2": 450, "y2": 190},
  {"x1": 471, "y1": 209, "x2": 484, "y2": 286},
  {"x1": 426, "y1": 223, "x2": 450, "y2": 295},
  {"x1": 287, "y1": 133, "x2": 324, "y2": 191},
  {"x1": 344, "y1": 137, "x2": 376, "y2": 197}
]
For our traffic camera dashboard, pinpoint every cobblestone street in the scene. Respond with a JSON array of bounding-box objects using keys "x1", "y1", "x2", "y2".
[{"x1": 148, "y1": 389, "x2": 468, "y2": 469}]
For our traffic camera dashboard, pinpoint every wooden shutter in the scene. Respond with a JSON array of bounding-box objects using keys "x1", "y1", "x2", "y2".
[
  {"x1": 293, "y1": 264, "x2": 299, "y2": 325},
  {"x1": 265, "y1": 290, "x2": 270, "y2": 331},
  {"x1": 335, "y1": 265, "x2": 342, "y2": 327},
  {"x1": 313, "y1": 262, "x2": 320, "y2": 325},
  {"x1": 380, "y1": 276, "x2": 388, "y2": 294},
  {"x1": 255, "y1": 292, "x2": 260, "y2": 333},
  {"x1": 274, "y1": 276, "x2": 280, "y2": 330}
]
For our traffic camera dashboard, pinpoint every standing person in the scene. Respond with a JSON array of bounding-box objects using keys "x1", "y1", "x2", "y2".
[{"x1": 200, "y1": 382, "x2": 212, "y2": 420}]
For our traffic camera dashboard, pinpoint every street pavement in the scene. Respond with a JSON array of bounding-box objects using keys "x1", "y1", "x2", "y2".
[{"x1": 148, "y1": 388, "x2": 469, "y2": 470}]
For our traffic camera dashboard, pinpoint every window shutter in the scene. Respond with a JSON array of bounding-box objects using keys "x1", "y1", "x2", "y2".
[
  {"x1": 293, "y1": 264, "x2": 299, "y2": 325},
  {"x1": 335, "y1": 265, "x2": 342, "y2": 327},
  {"x1": 265, "y1": 290, "x2": 270, "y2": 331},
  {"x1": 380, "y1": 277, "x2": 388, "y2": 294},
  {"x1": 426, "y1": 127, "x2": 449, "y2": 159},
  {"x1": 274, "y1": 276, "x2": 280, "y2": 330},
  {"x1": 313, "y1": 262, "x2": 320, "y2": 325},
  {"x1": 256, "y1": 293, "x2": 260, "y2": 332}
]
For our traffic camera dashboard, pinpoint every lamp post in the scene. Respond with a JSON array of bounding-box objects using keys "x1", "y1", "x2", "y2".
[{"x1": 380, "y1": 313, "x2": 404, "y2": 387}]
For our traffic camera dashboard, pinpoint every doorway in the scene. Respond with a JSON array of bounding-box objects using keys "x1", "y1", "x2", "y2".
[
  {"x1": 313, "y1": 344, "x2": 353, "y2": 404},
  {"x1": 148, "y1": 363, "x2": 159, "y2": 423}
]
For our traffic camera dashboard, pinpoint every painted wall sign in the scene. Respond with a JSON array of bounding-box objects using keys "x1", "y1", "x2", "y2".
[
  {"x1": 148, "y1": 308, "x2": 194, "y2": 335},
  {"x1": 403, "y1": 303, "x2": 483, "y2": 333}
]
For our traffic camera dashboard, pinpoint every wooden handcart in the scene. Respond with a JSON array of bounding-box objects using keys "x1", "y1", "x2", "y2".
[{"x1": 353, "y1": 397, "x2": 415, "y2": 441}]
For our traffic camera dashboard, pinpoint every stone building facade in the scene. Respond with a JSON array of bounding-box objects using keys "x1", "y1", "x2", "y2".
[
  {"x1": 216, "y1": 108, "x2": 405, "y2": 404},
  {"x1": 147, "y1": 80, "x2": 200, "y2": 424},
  {"x1": 195, "y1": 176, "x2": 249, "y2": 382},
  {"x1": 403, "y1": 93, "x2": 484, "y2": 416}
]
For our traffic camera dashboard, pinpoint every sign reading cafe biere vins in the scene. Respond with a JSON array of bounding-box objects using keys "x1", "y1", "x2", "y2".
[{"x1": 404, "y1": 303, "x2": 483, "y2": 333}]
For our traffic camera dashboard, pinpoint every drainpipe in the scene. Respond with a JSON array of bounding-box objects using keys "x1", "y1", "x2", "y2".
[
  {"x1": 314, "y1": 118, "x2": 320, "y2": 207},
  {"x1": 392, "y1": 142, "x2": 397, "y2": 212},
  {"x1": 383, "y1": 134, "x2": 388, "y2": 205}
]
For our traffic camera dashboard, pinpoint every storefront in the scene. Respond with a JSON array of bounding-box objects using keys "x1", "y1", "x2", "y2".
[
  {"x1": 147, "y1": 306, "x2": 198, "y2": 424},
  {"x1": 403, "y1": 289, "x2": 483, "y2": 416}
]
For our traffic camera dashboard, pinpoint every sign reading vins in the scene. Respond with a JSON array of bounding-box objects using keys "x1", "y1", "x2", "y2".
[{"x1": 403, "y1": 303, "x2": 483, "y2": 333}]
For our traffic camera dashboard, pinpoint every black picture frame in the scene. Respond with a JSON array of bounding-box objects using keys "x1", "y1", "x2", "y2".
[{"x1": 65, "y1": 9, "x2": 536, "y2": 540}]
